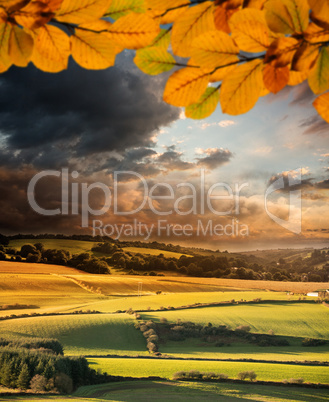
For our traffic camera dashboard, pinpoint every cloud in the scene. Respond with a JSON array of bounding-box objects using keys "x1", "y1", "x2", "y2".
[
  {"x1": 199, "y1": 120, "x2": 236, "y2": 130},
  {"x1": 299, "y1": 114, "x2": 329, "y2": 136},
  {"x1": 0, "y1": 55, "x2": 179, "y2": 171},
  {"x1": 196, "y1": 148, "x2": 233, "y2": 169},
  {"x1": 254, "y1": 146, "x2": 273, "y2": 154}
]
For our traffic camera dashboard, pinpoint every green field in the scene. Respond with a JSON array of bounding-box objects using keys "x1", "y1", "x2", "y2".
[
  {"x1": 64, "y1": 291, "x2": 305, "y2": 313},
  {"x1": 0, "y1": 313, "x2": 147, "y2": 356},
  {"x1": 3, "y1": 380, "x2": 329, "y2": 401},
  {"x1": 88, "y1": 357, "x2": 329, "y2": 384},
  {"x1": 160, "y1": 338, "x2": 329, "y2": 362},
  {"x1": 141, "y1": 303, "x2": 329, "y2": 340}
]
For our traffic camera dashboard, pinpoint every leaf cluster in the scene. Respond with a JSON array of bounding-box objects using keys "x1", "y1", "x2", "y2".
[{"x1": 0, "y1": 0, "x2": 328, "y2": 121}]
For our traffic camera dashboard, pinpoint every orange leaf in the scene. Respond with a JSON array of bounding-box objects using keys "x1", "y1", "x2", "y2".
[
  {"x1": 291, "y1": 43, "x2": 319, "y2": 72},
  {"x1": 56, "y1": 0, "x2": 112, "y2": 24},
  {"x1": 0, "y1": 21, "x2": 11, "y2": 72},
  {"x1": 191, "y1": 30, "x2": 239, "y2": 69},
  {"x1": 313, "y1": 92, "x2": 329, "y2": 123},
  {"x1": 229, "y1": 9, "x2": 270, "y2": 52},
  {"x1": 214, "y1": 5, "x2": 236, "y2": 33},
  {"x1": 163, "y1": 67, "x2": 211, "y2": 107},
  {"x1": 308, "y1": 0, "x2": 329, "y2": 30},
  {"x1": 242, "y1": 0, "x2": 266, "y2": 9},
  {"x1": 220, "y1": 59, "x2": 263, "y2": 115},
  {"x1": 31, "y1": 24, "x2": 70, "y2": 72},
  {"x1": 171, "y1": 1, "x2": 215, "y2": 58},
  {"x1": 145, "y1": 0, "x2": 188, "y2": 24},
  {"x1": 263, "y1": 63, "x2": 289, "y2": 94},
  {"x1": 264, "y1": 37, "x2": 299, "y2": 67},
  {"x1": 304, "y1": 23, "x2": 329, "y2": 44},
  {"x1": 288, "y1": 68, "x2": 308, "y2": 86},
  {"x1": 9, "y1": 24, "x2": 33, "y2": 67},
  {"x1": 14, "y1": 1, "x2": 54, "y2": 29},
  {"x1": 108, "y1": 12, "x2": 160, "y2": 49}
]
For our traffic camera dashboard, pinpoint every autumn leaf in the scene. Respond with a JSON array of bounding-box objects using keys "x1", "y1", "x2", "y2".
[
  {"x1": 282, "y1": 0, "x2": 309, "y2": 34},
  {"x1": 163, "y1": 67, "x2": 211, "y2": 107},
  {"x1": 313, "y1": 92, "x2": 329, "y2": 123},
  {"x1": 108, "y1": 12, "x2": 160, "y2": 49},
  {"x1": 0, "y1": 22, "x2": 11, "y2": 72},
  {"x1": 146, "y1": 0, "x2": 188, "y2": 25},
  {"x1": 308, "y1": 0, "x2": 329, "y2": 30},
  {"x1": 288, "y1": 68, "x2": 308, "y2": 86},
  {"x1": 308, "y1": 47, "x2": 329, "y2": 94},
  {"x1": 171, "y1": 1, "x2": 215, "y2": 58},
  {"x1": 214, "y1": 5, "x2": 235, "y2": 33},
  {"x1": 31, "y1": 24, "x2": 70, "y2": 72},
  {"x1": 229, "y1": 8, "x2": 270, "y2": 52},
  {"x1": 292, "y1": 43, "x2": 319, "y2": 72},
  {"x1": 185, "y1": 86, "x2": 219, "y2": 119},
  {"x1": 263, "y1": 63, "x2": 289, "y2": 94},
  {"x1": 14, "y1": 1, "x2": 54, "y2": 29},
  {"x1": 242, "y1": 0, "x2": 266, "y2": 9},
  {"x1": 209, "y1": 64, "x2": 237, "y2": 82},
  {"x1": 150, "y1": 28, "x2": 171, "y2": 48},
  {"x1": 304, "y1": 23, "x2": 329, "y2": 44},
  {"x1": 220, "y1": 59, "x2": 263, "y2": 115},
  {"x1": 56, "y1": 0, "x2": 112, "y2": 24},
  {"x1": 71, "y1": 29, "x2": 118, "y2": 70},
  {"x1": 265, "y1": 0, "x2": 295, "y2": 34},
  {"x1": 190, "y1": 30, "x2": 239, "y2": 69},
  {"x1": 134, "y1": 46, "x2": 176, "y2": 75},
  {"x1": 8, "y1": 24, "x2": 33, "y2": 67},
  {"x1": 265, "y1": 37, "x2": 299, "y2": 67},
  {"x1": 105, "y1": 0, "x2": 146, "y2": 20}
]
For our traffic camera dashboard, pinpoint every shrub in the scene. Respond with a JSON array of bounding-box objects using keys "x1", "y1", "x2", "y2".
[
  {"x1": 302, "y1": 338, "x2": 326, "y2": 347},
  {"x1": 30, "y1": 375, "x2": 48, "y2": 392},
  {"x1": 54, "y1": 373, "x2": 73, "y2": 394},
  {"x1": 0, "y1": 251, "x2": 6, "y2": 261},
  {"x1": 235, "y1": 325, "x2": 251, "y2": 332},
  {"x1": 237, "y1": 371, "x2": 257, "y2": 381}
]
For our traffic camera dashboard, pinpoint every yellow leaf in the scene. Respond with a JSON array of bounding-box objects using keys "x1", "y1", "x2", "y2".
[
  {"x1": 31, "y1": 24, "x2": 70, "y2": 72},
  {"x1": 56, "y1": 0, "x2": 112, "y2": 24},
  {"x1": 264, "y1": 37, "x2": 299, "y2": 67},
  {"x1": 308, "y1": 0, "x2": 329, "y2": 30},
  {"x1": 71, "y1": 29, "x2": 118, "y2": 70},
  {"x1": 163, "y1": 67, "x2": 211, "y2": 107},
  {"x1": 313, "y1": 92, "x2": 329, "y2": 123},
  {"x1": 292, "y1": 43, "x2": 319, "y2": 72},
  {"x1": 8, "y1": 24, "x2": 33, "y2": 67},
  {"x1": 0, "y1": 22, "x2": 11, "y2": 72},
  {"x1": 214, "y1": 5, "x2": 235, "y2": 33},
  {"x1": 134, "y1": 46, "x2": 175, "y2": 75},
  {"x1": 263, "y1": 63, "x2": 289, "y2": 94},
  {"x1": 288, "y1": 68, "x2": 308, "y2": 85},
  {"x1": 308, "y1": 47, "x2": 329, "y2": 94},
  {"x1": 171, "y1": 1, "x2": 215, "y2": 58},
  {"x1": 209, "y1": 64, "x2": 236, "y2": 82},
  {"x1": 108, "y1": 12, "x2": 160, "y2": 49},
  {"x1": 242, "y1": 0, "x2": 266, "y2": 9},
  {"x1": 282, "y1": 0, "x2": 309, "y2": 33},
  {"x1": 229, "y1": 9, "x2": 270, "y2": 52},
  {"x1": 150, "y1": 28, "x2": 171, "y2": 48},
  {"x1": 14, "y1": 1, "x2": 54, "y2": 29},
  {"x1": 146, "y1": 0, "x2": 188, "y2": 25},
  {"x1": 265, "y1": 0, "x2": 295, "y2": 34},
  {"x1": 106, "y1": 0, "x2": 145, "y2": 19},
  {"x1": 220, "y1": 59, "x2": 263, "y2": 115},
  {"x1": 304, "y1": 23, "x2": 329, "y2": 44},
  {"x1": 185, "y1": 86, "x2": 219, "y2": 119},
  {"x1": 44, "y1": 0, "x2": 63, "y2": 12},
  {"x1": 191, "y1": 30, "x2": 239, "y2": 69}
]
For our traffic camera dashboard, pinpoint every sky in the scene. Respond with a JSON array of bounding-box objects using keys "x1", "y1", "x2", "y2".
[{"x1": 0, "y1": 51, "x2": 328, "y2": 251}]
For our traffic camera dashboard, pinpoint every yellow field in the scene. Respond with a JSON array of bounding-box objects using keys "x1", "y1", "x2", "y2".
[{"x1": 0, "y1": 261, "x2": 86, "y2": 274}]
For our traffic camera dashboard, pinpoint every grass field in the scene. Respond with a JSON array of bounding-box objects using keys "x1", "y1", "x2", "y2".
[
  {"x1": 3, "y1": 380, "x2": 329, "y2": 401},
  {"x1": 0, "y1": 313, "x2": 147, "y2": 356},
  {"x1": 141, "y1": 303, "x2": 329, "y2": 339},
  {"x1": 160, "y1": 338, "x2": 329, "y2": 362},
  {"x1": 0, "y1": 261, "x2": 86, "y2": 275},
  {"x1": 88, "y1": 357, "x2": 329, "y2": 384},
  {"x1": 63, "y1": 290, "x2": 305, "y2": 313}
]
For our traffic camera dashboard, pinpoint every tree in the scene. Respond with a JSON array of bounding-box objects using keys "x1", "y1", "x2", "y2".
[
  {"x1": 0, "y1": 0, "x2": 328, "y2": 123},
  {"x1": 17, "y1": 364, "x2": 30, "y2": 390},
  {"x1": 30, "y1": 375, "x2": 48, "y2": 392}
]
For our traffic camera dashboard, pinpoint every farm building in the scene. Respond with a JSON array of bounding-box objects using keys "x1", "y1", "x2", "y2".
[{"x1": 307, "y1": 289, "x2": 329, "y2": 297}]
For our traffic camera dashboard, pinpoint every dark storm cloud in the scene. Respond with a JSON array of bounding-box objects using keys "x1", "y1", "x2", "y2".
[
  {"x1": 196, "y1": 148, "x2": 233, "y2": 169},
  {"x1": 0, "y1": 55, "x2": 179, "y2": 170}
]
